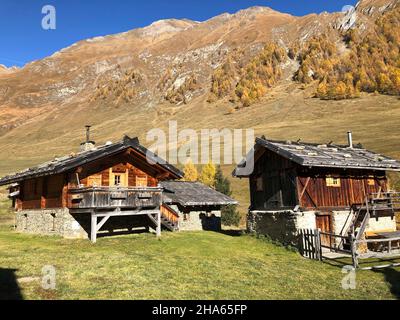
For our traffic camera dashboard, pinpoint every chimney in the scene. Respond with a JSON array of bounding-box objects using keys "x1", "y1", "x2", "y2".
[
  {"x1": 347, "y1": 131, "x2": 353, "y2": 149},
  {"x1": 80, "y1": 125, "x2": 96, "y2": 152}
]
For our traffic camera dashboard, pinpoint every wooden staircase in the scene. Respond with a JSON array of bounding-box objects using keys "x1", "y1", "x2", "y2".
[
  {"x1": 147, "y1": 204, "x2": 179, "y2": 232},
  {"x1": 340, "y1": 192, "x2": 400, "y2": 250}
]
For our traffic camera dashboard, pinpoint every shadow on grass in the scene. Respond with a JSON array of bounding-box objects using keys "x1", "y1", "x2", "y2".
[
  {"x1": 374, "y1": 268, "x2": 400, "y2": 299},
  {"x1": 97, "y1": 228, "x2": 149, "y2": 239},
  {"x1": 218, "y1": 229, "x2": 245, "y2": 237},
  {"x1": 0, "y1": 268, "x2": 23, "y2": 300}
]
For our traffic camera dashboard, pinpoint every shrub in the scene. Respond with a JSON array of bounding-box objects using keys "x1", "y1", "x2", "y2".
[{"x1": 221, "y1": 205, "x2": 241, "y2": 227}]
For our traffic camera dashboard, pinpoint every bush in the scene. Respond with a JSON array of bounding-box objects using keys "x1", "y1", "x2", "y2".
[{"x1": 221, "y1": 205, "x2": 241, "y2": 227}]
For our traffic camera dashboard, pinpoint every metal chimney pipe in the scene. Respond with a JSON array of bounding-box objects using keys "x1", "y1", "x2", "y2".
[
  {"x1": 85, "y1": 125, "x2": 91, "y2": 143},
  {"x1": 347, "y1": 131, "x2": 353, "y2": 149}
]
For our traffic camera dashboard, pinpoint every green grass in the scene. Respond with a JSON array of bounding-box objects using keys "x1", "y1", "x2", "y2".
[{"x1": 0, "y1": 198, "x2": 399, "y2": 300}]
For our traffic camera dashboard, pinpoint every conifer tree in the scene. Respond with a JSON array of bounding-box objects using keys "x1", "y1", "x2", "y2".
[{"x1": 214, "y1": 166, "x2": 241, "y2": 226}]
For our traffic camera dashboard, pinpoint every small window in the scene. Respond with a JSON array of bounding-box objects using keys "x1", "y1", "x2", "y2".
[
  {"x1": 183, "y1": 213, "x2": 190, "y2": 221},
  {"x1": 326, "y1": 177, "x2": 341, "y2": 187},
  {"x1": 367, "y1": 179, "x2": 375, "y2": 186},
  {"x1": 256, "y1": 176, "x2": 264, "y2": 191},
  {"x1": 51, "y1": 213, "x2": 56, "y2": 232},
  {"x1": 114, "y1": 175, "x2": 121, "y2": 186}
]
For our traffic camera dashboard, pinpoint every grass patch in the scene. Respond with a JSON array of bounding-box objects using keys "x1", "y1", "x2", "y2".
[{"x1": 0, "y1": 214, "x2": 399, "y2": 300}]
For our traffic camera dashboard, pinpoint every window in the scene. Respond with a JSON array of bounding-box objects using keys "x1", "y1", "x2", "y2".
[
  {"x1": 183, "y1": 213, "x2": 190, "y2": 221},
  {"x1": 51, "y1": 213, "x2": 56, "y2": 232},
  {"x1": 110, "y1": 168, "x2": 128, "y2": 187},
  {"x1": 326, "y1": 177, "x2": 341, "y2": 187},
  {"x1": 368, "y1": 179, "x2": 375, "y2": 186},
  {"x1": 114, "y1": 175, "x2": 121, "y2": 186}
]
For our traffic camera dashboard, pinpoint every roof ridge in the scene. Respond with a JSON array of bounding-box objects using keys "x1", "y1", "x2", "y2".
[
  {"x1": 256, "y1": 137, "x2": 361, "y2": 149},
  {"x1": 0, "y1": 135, "x2": 183, "y2": 186}
]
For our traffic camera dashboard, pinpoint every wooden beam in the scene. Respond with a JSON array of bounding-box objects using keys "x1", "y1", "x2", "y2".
[
  {"x1": 96, "y1": 216, "x2": 111, "y2": 232},
  {"x1": 147, "y1": 213, "x2": 158, "y2": 226},
  {"x1": 299, "y1": 177, "x2": 311, "y2": 201},
  {"x1": 94, "y1": 209, "x2": 160, "y2": 218},
  {"x1": 156, "y1": 209, "x2": 161, "y2": 238},
  {"x1": 91, "y1": 212, "x2": 97, "y2": 243}
]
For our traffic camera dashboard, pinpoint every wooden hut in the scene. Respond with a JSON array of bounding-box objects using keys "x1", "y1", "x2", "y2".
[
  {"x1": 0, "y1": 135, "x2": 184, "y2": 242},
  {"x1": 234, "y1": 133, "x2": 400, "y2": 250},
  {"x1": 0, "y1": 128, "x2": 238, "y2": 242}
]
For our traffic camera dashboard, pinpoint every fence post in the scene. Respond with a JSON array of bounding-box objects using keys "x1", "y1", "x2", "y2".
[
  {"x1": 316, "y1": 229, "x2": 322, "y2": 261},
  {"x1": 299, "y1": 229, "x2": 304, "y2": 257}
]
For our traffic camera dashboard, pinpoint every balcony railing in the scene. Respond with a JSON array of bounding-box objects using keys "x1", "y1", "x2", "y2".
[{"x1": 68, "y1": 186, "x2": 163, "y2": 210}]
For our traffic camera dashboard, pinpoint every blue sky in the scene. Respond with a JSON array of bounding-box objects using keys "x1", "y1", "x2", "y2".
[{"x1": 0, "y1": 0, "x2": 357, "y2": 67}]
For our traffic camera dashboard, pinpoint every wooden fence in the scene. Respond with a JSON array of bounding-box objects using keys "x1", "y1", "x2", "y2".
[
  {"x1": 300, "y1": 228, "x2": 400, "y2": 269},
  {"x1": 299, "y1": 229, "x2": 322, "y2": 261}
]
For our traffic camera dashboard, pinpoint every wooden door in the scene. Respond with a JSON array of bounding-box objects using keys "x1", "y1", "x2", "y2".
[{"x1": 316, "y1": 214, "x2": 333, "y2": 247}]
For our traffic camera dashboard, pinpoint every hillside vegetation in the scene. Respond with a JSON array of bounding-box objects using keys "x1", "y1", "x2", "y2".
[
  {"x1": 296, "y1": 6, "x2": 400, "y2": 100},
  {"x1": 209, "y1": 44, "x2": 286, "y2": 107}
]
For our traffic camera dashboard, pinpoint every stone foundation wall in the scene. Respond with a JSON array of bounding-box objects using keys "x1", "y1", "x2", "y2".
[
  {"x1": 16, "y1": 209, "x2": 154, "y2": 239},
  {"x1": 366, "y1": 215, "x2": 397, "y2": 232},
  {"x1": 16, "y1": 209, "x2": 88, "y2": 239},
  {"x1": 247, "y1": 210, "x2": 316, "y2": 246},
  {"x1": 332, "y1": 211, "x2": 396, "y2": 234},
  {"x1": 248, "y1": 210, "x2": 397, "y2": 246}
]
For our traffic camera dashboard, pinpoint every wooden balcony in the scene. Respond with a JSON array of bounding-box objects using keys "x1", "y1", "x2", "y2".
[{"x1": 68, "y1": 186, "x2": 163, "y2": 211}]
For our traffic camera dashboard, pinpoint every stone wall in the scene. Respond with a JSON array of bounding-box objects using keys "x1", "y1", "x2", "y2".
[
  {"x1": 171, "y1": 205, "x2": 221, "y2": 232},
  {"x1": 16, "y1": 209, "x2": 153, "y2": 239},
  {"x1": 247, "y1": 210, "x2": 316, "y2": 246},
  {"x1": 332, "y1": 211, "x2": 396, "y2": 234},
  {"x1": 15, "y1": 209, "x2": 88, "y2": 239},
  {"x1": 247, "y1": 210, "x2": 397, "y2": 246},
  {"x1": 366, "y1": 215, "x2": 397, "y2": 232}
]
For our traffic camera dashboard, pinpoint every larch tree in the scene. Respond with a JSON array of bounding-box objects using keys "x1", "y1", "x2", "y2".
[
  {"x1": 200, "y1": 161, "x2": 217, "y2": 188},
  {"x1": 183, "y1": 160, "x2": 198, "y2": 182}
]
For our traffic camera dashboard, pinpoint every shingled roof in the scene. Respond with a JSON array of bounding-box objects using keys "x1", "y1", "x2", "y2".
[
  {"x1": 234, "y1": 137, "x2": 400, "y2": 177},
  {"x1": 161, "y1": 181, "x2": 238, "y2": 207},
  {"x1": 0, "y1": 136, "x2": 183, "y2": 186}
]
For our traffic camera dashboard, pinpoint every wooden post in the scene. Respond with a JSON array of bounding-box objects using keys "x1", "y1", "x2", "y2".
[
  {"x1": 156, "y1": 210, "x2": 161, "y2": 238},
  {"x1": 316, "y1": 229, "x2": 322, "y2": 261},
  {"x1": 350, "y1": 235, "x2": 358, "y2": 269},
  {"x1": 91, "y1": 212, "x2": 97, "y2": 243}
]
